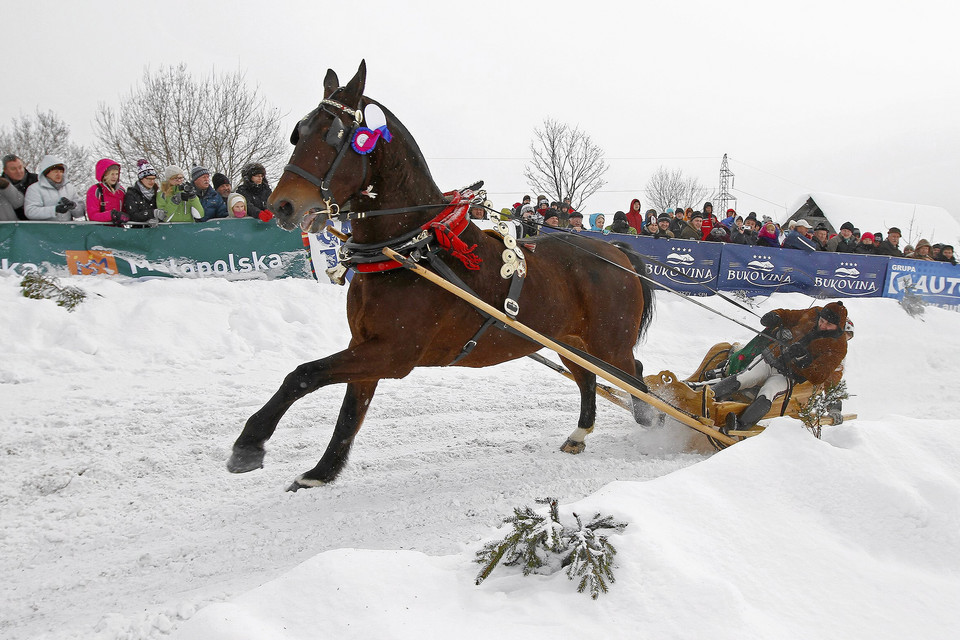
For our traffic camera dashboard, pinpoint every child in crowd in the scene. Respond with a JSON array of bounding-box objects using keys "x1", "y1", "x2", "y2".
[
  {"x1": 228, "y1": 193, "x2": 248, "y2": 218},
  {"x1": 86, "y1": 158, "x2": 125, "y2": 223}
]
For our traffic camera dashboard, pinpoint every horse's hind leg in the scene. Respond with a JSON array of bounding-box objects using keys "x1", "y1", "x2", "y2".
[
  {"x1": 559, "y1": 359, "x2": 597, "y2": 455},
  {"x1": 287, "y1": 380, "x2": 378, "y2": 491}
]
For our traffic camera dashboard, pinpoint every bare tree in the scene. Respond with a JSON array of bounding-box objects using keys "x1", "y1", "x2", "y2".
[
  {"x1": 644, "y1": 166, "x2": 713, "y2": 212},
  {"x1": 94, "y1": 65, "x2": 288, "y2": 184},
  {"x1": 0, "y1": 109, "x2": 92, "y2": 192},
  {"x1": 523, "y1": 119, "x2": 608, "y2": 210}
]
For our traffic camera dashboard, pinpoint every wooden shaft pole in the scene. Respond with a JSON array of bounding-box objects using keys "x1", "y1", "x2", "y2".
[{"x1": 383, "y1": 247, "x2": 737, "y2": 446}]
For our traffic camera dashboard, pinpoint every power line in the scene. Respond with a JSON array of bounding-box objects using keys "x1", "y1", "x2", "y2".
[{"x1": 726, "y1": 156, "x2": 813, "y2": 191}]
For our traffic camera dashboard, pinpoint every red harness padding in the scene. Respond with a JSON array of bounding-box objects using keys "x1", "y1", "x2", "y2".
[{"x1": 353, "y1": 190, "x2": 482, "y2": 273}]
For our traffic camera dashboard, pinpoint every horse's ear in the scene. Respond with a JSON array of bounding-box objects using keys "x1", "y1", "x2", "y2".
[
  {"x1": 323, "y1": 69, "x2": 340, "y2": 98},
  {"x1": 342, "y1": 60, "x2": 367, "y2": 103}
]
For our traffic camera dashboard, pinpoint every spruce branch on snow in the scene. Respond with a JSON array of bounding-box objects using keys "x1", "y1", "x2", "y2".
[
  {"x1": 475, "y1": 498, "x2": 627, "y2": 599},
  {"x1": 799, "y1": 381, "x2": 849, "y2": 439},
  {"x1": 20, "y1": 272, "x2": 88, "y2": 311}
]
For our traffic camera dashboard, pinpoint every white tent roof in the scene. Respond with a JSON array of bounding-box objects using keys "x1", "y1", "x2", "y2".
[{"x1": 787, "y1": 192, "x2": 960, "y2": 246}]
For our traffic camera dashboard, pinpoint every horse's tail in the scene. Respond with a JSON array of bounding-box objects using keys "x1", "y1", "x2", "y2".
[{"x1": 611, "y1": 242, "x2": 656, "y2": 344}]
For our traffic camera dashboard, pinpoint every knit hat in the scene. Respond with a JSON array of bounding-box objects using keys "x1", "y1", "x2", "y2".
[
  {"x1": 665, "y1": 208, "x2": 674, "y2": 214},
  {"x1": 163, "y1": 164, "x2": 186, "y2": 181},
  {"x1": 190, "y1": 165, "x2": 210, "y2": 182},
  {"x1": 136, "y1": 159, "x2": 157, "y2": 180},
  {"x1": 820, "y1": 301, "x2": 845, "y2": 327},
  {"x1": 520, "y1": 203, "x2": 535, "y2": 215},
  {"x1": 840, "y1": 221, "x2": 855, "y2": 232},
  {"x1": 689, "y1": 210, "x2": 704, "y2": 220},
  {"x1": 815, "y1": 222, "x2": 829, "y2": 232},
  {"x1": 861, "y1": 232, "x2": 875, "y2": 242},
  {"x1": 227, "y1": 192, "x2": 247, "y2": 217},
  {"x1": 887, "y1": 226, "x2": 902, "y2": 235},
  {"x1": 657, "y1": 213, "x2": 670, "y2": 222},
  {"x1": 746, "y1": 212, "x2": 758, "y2": 222},
  {"x1": 726, "y1": 208, "x2": 736, "y2": 215},
  {"x1": 212, "y1": 173, "x2": 230, "y2": 190},
  {"x1": 569, "y1": 210, "x2": 583, "y2": 219}
]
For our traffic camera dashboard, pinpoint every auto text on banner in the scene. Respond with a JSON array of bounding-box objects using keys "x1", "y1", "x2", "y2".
[{"x1": 883, "y1": 258, "x2": 960, "y2": 311}]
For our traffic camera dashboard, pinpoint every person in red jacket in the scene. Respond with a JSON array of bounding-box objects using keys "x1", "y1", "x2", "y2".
[
  {"x1": 710, "y1": 302, "x2": 849, "y2": 432},
  {"x1": 86, "y1": 158, "x2": 127, "y2": 224},
  {"x1": 625, "y1": 198, "x2": 644, "y2": 233}
]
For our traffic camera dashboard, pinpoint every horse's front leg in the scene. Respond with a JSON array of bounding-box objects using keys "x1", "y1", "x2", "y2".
[
  {"x1": 227, "y1": 343, "x2": 412, "y2": 476},
  {"x1": 559, "y1": 360, "x2": 597, "y2": 455}
]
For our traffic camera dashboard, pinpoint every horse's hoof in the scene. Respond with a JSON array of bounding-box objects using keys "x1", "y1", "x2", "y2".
[
  {"x1": 285, "y1": 474, "x2": 327, "y2": 492},
  {"x1": 560, "y1": 439, "x2": 586, "y2": 454},
  {"x1": 227, "y1": 446, "x2": 265, "y2": 474}
]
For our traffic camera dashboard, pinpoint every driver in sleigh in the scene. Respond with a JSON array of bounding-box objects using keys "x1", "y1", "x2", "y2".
[{"x1": 708, "y1": 301, "x2": 850, "y2": 433}]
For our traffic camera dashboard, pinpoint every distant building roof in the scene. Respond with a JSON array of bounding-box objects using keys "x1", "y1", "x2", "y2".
[{"x1": 786, "y1": 192, "x2": 960, "y2": 245}]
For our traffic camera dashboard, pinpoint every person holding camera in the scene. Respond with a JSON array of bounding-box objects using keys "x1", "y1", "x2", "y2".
[
  {"x1": 24, "y1": 154, "x2": 86, "y2": 221},
  {"x1": 190, "y1": 165, "x2": 227, "y2": 222},
  {"x1": 156, "y1": 165, "x2": 203, "y2": 222},
  {"x1": 708, "y1": 301, "x2": 849, "y2": 432}
]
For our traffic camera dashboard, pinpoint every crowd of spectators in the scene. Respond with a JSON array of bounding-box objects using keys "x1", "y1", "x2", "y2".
[
  {"x1": 484, "y1": 194, "x2": 958, "y2": 266},
  {"x1": 0, "y1": 153, "x2": 274, "y2": 227}
]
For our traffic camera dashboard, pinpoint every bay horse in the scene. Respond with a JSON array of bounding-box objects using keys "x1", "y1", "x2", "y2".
[{"x1": 227, "y1": 61, "x2": 656, "y2": 490}]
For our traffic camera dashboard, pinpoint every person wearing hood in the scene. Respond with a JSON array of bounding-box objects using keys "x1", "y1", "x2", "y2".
[
  {"x1": 24, "y1": 154, "x2": 86, "y2": 221},
  {"x1": 757, "y1": 217, "x2": 782, "y2": 247},
  {"x1": 228, "y1": 192, "x2": 248, "y2": 218},
  {"x1": 909, "y1": 238, "x2": 935, "y2": 261},
  {"x1": 606, "y1": 210, "x2": 637, "y2": 235},
  {"x1": 2, "y1": 154, "x2": 39, "y2": 220},
  {"x1": 588, "y1": 213, "x2": 606, "y2": 232},
  {"x1": 625, "y1": 198, "x2": 644, "y2": 233},
  {"x1": 518, "y1": 202, "x2": 541, "y2": 237},
  {"x1": 156, "y1": 165, "x2": 203, "y2": 223},
  {"x1": 236, "y1": 162, "x2": 274, "y2": 222},
  {"x1": 711, "y1": 302, "x2": 849, "y2": 433},
  {"x1": 86, "y1": 158, "x2": 126, "y2": 224},
  {"x1": 936, "y1": 244, "x2": 957, "y2": 265},
  {"x1": 123, "y1": 159, "x2": 163, "y2": 225}
]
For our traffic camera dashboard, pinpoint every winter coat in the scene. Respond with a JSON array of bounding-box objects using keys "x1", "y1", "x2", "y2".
[
  {"x1": 705, "y1": 225, "x2": 731, "y2": 242},
  {"x1": 757, "y1": 226, "x2": 782, "y2": 247},
  {"x1": 196, "y1": 185, "x2": 227, "y2": 222},
  {"x1": 237, "y1": 162, "x2": 273, "y2": 218},
  {"x1": 669, "y1": 217, "x2": 685, "y2": 237},
  {"x1": 1, "y1": 181, "x2": 23, "y2": 221},
  {"x1": 606, "y1": 211, "x2": 637, "y2": 235},
  {"x1": 624, "y1": 199, "x2": 644, "y2": 233},
  {"x1": 827, "y1": 234, "x2": 857, "y2": 253},
  {"x1": 23, "y1": 154, "x2": 87, "y2": 221},
  {"x1": 731, "y1": 227, "x2": 759, "y2": 245},
  {"x1": 0, "y1": 169, "x2": 38, "y2": 220},
  {"x1": 85, "y1": 158, "x2": 126, "y2": 222},
  {"x1": 157, "y1": 187, "x2": 203, "y2": 223},
  {"x1": 678, "y1": 220, "x2": 702, "y2": 241},
  {"x1": 650, "y1": 227, "x2": 674, "y2": 239},
  {"x1": 783, "y1": 230, "x2": 817, "y2": 251},
  {"x1": 764, "y1": 303, "x2": 848, "y2": 385},
  {"x1": 123, "y1": 181, "x2": 159, "y2": 223},
  {"x1": 909, "y1": 238, "x2": 935, "y2": 261},
  {"x1": 854, "y1": 241, "x2": 877, "y2": 255},
  {"x1": 876, "y1": 239, "x2": 904, "y2": 257}
]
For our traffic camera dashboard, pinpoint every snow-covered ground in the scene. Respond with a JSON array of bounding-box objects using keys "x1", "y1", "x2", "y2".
[{"x1": 1, "y1": 272, "x2": 958, "y2": 640}]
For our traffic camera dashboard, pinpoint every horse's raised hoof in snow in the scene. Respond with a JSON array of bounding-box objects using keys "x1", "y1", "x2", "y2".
[
  {"x1": 560, "y1": 439, "x2": 586, "y2": 454},
  {"x1": 226, "y1": 446, "x2": 266, "y2": 474},
  {"x1": 286, "y1": 475, "x2": 326, "y2": 492}
]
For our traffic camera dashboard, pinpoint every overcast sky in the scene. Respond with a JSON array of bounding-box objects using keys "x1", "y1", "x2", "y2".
[{"x1": 4, "y1": 0, "x2": 958, "y2": 221}]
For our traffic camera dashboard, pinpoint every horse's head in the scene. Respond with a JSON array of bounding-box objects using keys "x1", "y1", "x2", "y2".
[{"x1": 270, "y1": 61, "x2": 373, "y2": 233}]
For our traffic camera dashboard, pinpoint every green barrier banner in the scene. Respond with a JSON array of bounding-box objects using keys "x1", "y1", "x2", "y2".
[{"x1": 0, "y1": 220, "x2": 313, "y2": 279}]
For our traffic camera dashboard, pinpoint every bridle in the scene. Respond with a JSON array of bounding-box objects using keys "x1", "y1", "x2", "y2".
[{"x1": 284, "y1": 94, "x2": 366, "y2": 220}]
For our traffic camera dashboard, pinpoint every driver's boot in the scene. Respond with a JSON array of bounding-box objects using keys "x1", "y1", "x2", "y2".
[
  {"x1": 724, "y1": 395, "x2": 773, "y2": 433},
  {"x1": 710, "y1": 375, "x2": 741, "y2": 401}
]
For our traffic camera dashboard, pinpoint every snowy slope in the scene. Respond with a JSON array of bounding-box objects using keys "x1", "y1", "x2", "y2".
[{"x1": 1, "y1": 274, "x2": 958, "y2": 640}]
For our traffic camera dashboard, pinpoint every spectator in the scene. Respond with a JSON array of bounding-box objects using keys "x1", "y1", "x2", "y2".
[
  {"x1": 606, "y1": 210, "x2": 637, "y2": 234},
  {"x1": 873, "y1": 231, "x2": 884, "y2": 246},
  {"x1": 811, "y1": 223, "x2": 830, "y2": 251},
  {"x1": 1, "y1": 154, "x2": 39, "y2": 220},
  {"x1": 910, "y1": 238, "x2": 934, "y2": 260},
  {"x1": 827, "y1": 221, "x2": 857, "y2": 253},
  {"x1": 876, "y1": 226, "x2": 904, "y2": 257},
  {"x1": 625, "y1": 198, "x2": 644, "y2": 232},
  {"x1": 936, "y1": 244, "x2": 957, "y2": 265},
  {"x1": 535, "y1": 196, "x2": 550, "y2": 220},
  {"x1": 720, "y1": 208, "x2": 737, "y2": 229},
  {"x1": 568, "y1": 210, "x2": 585, "y2": 232},
  {"x1": 469, "y1": 204, "x2": 486, "y2": 220},
  {"x1": 228, "y1": 192, "x2": 248, "y2": 218},
  {"x1": 931, "y1": 244, "x2": 942, "y2": 260},
  {"x1": 1, "y1": 169, "x2": 25, "y2": 221},
  {"x1": 731, "y1": 212, "x2": 759, "y2": 245},
  {"x1": 669, "y1": 208, "x2": 686, "y2": 236},
  {"x1": 701, "y1": 202, "x2": 716, "y2": 239},
  {"x1": 85, "y1": 158, "x2": 126, "y2": 224},
  {"x1": 757, "y1": 217, "x2": 782, "y2": 247},
  {"x1": 651, "y1": 212, "x2": 674, "y2": 239},
  {"x1": 518, "y1": 203, "x2": 541, "y2": 237},
  {"x1": 706, "y1": 224, "x2": 731, "y2": 242},
  {"x1": 237, "y1": 162, "x2": 274, "y2": 221},
  {"x1": 679, "y1": 210, "x2": 704, "y2": 240},
  {"x1": 783, "y1": 219, "x2": 817, "y2": 251},
  {"x1": 213, "y1": 173, "x2": 232, "y2": 202},
  {"x1": 543, "y1": 209, "x2": 561, "y2": 228},
  {"x1": 122, "y1": 159, "x2": 162, "y2": 225},
  {"x1": 855, "y1": 232, "x2": 877, "y2": 254},
  {"x1": 157, "y1": 165, "x2": 203, "y2": 223},
  {"x1": 511, "y1": 194, "x2": 531, "y2": 217},
  {"x1": 589, "y1": 213, "x2": 606, "y2": 232},
  {"x1": 24, "y1": 155, "x2": 86, "y2": 221},
  {"x1": 190, "y1": 165, "x2": 227, "y2": 221}
]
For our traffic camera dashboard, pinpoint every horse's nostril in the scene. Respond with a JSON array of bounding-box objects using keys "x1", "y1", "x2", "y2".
[{"x1": 276, "y1": 201, "x2": 294, "y2": 218}]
